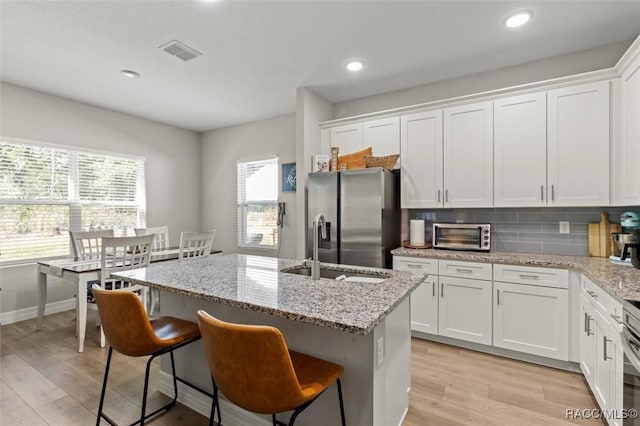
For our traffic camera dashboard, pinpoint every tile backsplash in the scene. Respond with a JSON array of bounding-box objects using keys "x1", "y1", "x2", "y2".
[{"x1": 403, "y1": 207, "x2": 640, "y2": 256}]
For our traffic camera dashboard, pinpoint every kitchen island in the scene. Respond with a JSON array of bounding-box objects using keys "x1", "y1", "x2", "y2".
[{"x1": 113, "y1": 254, "x2": 422, "y2": 426}]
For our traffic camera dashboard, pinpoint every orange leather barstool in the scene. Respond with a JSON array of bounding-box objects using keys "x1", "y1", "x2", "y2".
[
  {"x1": 197, "y1": 310, "x2": 346, "y2": 426},
  {"x1": 92, "y1": 285, "x2": 202, "y2": 426}
]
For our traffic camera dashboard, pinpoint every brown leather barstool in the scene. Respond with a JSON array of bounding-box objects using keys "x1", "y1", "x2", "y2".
[
  {"x1": 197, "y1": 310, "x2": 346, "y2": 426},
  {"x1": 92, "y1": 285, "x2": 202, "y2": 426}
]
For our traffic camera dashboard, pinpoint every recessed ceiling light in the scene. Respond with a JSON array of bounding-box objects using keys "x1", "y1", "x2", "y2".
[
  {"x1": 346, "y1": 61, "x2": 364, "y2": 72},
  {"x1": 505, "y1": 11, "x2": 532, "y2": 28},
  {"x1": 120, "y1": 69, "x2": 140, "y2": 79}
]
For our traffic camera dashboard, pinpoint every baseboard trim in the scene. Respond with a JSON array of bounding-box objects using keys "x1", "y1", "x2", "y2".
[
  {"x1": 157, "y1": 371, "x2": 271, "y2": 426},
  {"x1": 0, "y1": 298, "x2": 75, "y2": 325}
]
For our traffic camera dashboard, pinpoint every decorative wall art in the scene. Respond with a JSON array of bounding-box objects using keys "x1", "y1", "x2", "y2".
[{"x1": 281, "y1": 162, "x2": 296, "y2": 192}]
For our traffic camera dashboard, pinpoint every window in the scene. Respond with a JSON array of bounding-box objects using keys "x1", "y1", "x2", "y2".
[
  {"x1": 0, "y1": 139, "x2": 146, "y2": 264},
  {"x1": 237, "y1": 157, "x2": 278, "y2": 249}
]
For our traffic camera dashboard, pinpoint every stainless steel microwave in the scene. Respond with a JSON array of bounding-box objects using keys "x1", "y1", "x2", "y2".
[{"x1": 432, "y1": 223, "x2": 491, "y2": 251}]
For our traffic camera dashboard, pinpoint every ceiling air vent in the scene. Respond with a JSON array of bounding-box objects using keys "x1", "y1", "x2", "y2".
[{"x1": 159, "y1": 40, "x2": 202, "y2": 62}]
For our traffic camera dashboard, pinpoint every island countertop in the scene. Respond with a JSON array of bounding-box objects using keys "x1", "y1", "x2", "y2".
[
  {"x1": 112, "y1": 254, "x2": 422, "y2": 335},
  {"x1": 391, "y1": 247, "x2": 640, "y2": 302}
]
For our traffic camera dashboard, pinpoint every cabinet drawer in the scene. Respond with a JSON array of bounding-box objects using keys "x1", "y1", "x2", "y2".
[
  {"x1": 439, "y1": 260, "x2": 492, "y2": 280},
  {"x1": 493, "y1": 264, "x2": 568, "y2": 289},
  {"x1": 582, "y1": 275, "x2": 622, "y2": 324},
  {"x1": 393, "y1": 256, "x2": 438, "y2": 274}
]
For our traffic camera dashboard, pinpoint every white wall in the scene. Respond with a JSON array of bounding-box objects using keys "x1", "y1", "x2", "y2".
[
  {"x1": 333, "y1": 40, "x2": 631, "y2": 118},
  {"x1": 0, "y1": 82, "x2": 201, "y2": 315},
  {"x1": 200, "y1": 113, "x2": 298, "y2": 260},
  {"x1": 295, "y1": 88, "x2": 334, "y2": 258}
]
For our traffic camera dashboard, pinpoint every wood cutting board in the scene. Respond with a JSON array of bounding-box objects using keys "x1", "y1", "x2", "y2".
[{"x1": 588, "y1": 212, "x2": 621, "y2": 257}]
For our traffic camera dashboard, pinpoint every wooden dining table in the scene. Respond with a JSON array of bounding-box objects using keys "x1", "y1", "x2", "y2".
[{"x1": 36, "y1": 248, "x2": 221, "y2": 352}]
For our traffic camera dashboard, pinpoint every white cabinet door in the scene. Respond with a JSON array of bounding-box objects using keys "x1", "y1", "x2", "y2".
[
  {"x1": 400, "y1": 110, "x2": 443, "y2": 208},
  {"x1": 612, "y1": 53, "x2": 640, "y2": 205},
  {"x1": 443, "y1": 101, "x2": 493, "y2": 207},
  {"x1": 593, "y1": 308, "x2": 617, "y2": 416},
  {"x1": 580, "y1": 294, "x2": 597, "y2": 385},
  {"x1": 410, "y1": 275, "x2": 439, "y2": 334},
  {"x1": 330, "y1": 123, "x2": 363, "y2": 155},
  {"x1": 438, "y1": 276, "x2": 492, "y2": 345},
  {"x1": 363, "y1": 117, "x2": 400, "y2": 166},
  {"x1": 547, "y1": 81, "x2": 610, "y2": 206},
  {"x1": 494, "y1": 92, "x2": 547, "y2": 207},
  {"x1": 393, "y1": 256, "x2": 439, "y2": 334},
  {"x1": 493, "y1": 282, "x2": 569, "y2": 360}
]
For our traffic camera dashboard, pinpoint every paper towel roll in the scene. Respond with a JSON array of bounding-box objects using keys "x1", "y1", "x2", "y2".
[{"x1": 410, "y1": 220, "x2": 425, "y2": 245}]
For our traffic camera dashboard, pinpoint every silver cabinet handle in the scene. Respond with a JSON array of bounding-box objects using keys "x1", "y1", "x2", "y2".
[
  {"x1": 604, "y1": 336, "x2": 612, "y2": 361},
  {"x1": 519, "y1": 274, "x2": 540, "y2": 280},
  {"x1": 407, "y1": 264, "x2": 423, "y2": 269},
  {"x1": 541, "y1": 185, "x2": 544, "y2": 201},
  {"x1": 611, "y1": 314, "x2": 623, "y2": 325},
  {"x1": 437, "y1": 189, "x2": 441, "y2": 203},
  {"x1": 497, "y1": 289, "x2": 500, "y2": 306},
  {"x1": 586, "y1": 314, "x2": 593, "y2": 336},
  {"x1": 584, "y1": 312, "x2": 588, "y2": 334},
  {"x1": 586, "y1": 290, "x2": 598, "y2": 298},
  {"x1": 456, "y1": 268, "x2": 473, "y2": 274},
  {"x1": 441, "y1": 282, "x2": 444, "y2": 298},
  {"x1": 432, "y1": 281, "x2": 435, "y2": 297},
  {"x1": 551, "y1": 184, "x2": 555, "y2": 201},
  {"x1": 445, "y1": 189, "x2": 449, "y2": 203}
]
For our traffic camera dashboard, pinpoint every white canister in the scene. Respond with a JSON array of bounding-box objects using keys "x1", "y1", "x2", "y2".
[{"x1": 410, "y1": 219, "x2": 425, "y2": 246}]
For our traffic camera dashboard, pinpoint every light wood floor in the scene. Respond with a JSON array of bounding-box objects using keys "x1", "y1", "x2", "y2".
[{"x1": 1, "y1": 311, "x2": 602, "y2": 425}]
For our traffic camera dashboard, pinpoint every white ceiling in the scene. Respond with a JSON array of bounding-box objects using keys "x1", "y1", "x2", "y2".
[{"x1": 2, "y1": 1, "x2": 640, "y2": 132}]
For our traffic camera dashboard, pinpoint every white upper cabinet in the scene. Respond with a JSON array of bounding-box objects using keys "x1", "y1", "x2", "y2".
[
  {"x1": 547, "y1": 81, "x2": 610, "y2": 206},
  {"x1": 494, "y1": 92, "x2": 547, "y2": 207},
  {"x1": 612, "y1": 51, "x2": 640, "y2": 205},
  {"x1": 400, "y1": 110, "x2": 443, "y2": 208},
  {"x1": 443, "y1": 101, "x2": 493, "y2": 207},
  {"x1": 329, "y1": 123, "x2": 363, "y2": 155},
  {"x1": 324, "y1": 118, "x2": 401, "y2": 161},
  {"x1": 363, "y1": 117, "x2": 401, "y2": 164}
]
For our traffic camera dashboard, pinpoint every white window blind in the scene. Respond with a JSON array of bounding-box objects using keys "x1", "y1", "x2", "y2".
[
  {"x1": 0, "y1": 140, "x2": 146, "y2": 264},
  {"x1": 237, "y1": 157, "x2": 278, "y2": 249}
]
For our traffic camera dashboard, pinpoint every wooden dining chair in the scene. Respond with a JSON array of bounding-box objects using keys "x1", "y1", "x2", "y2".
[
  {"x1": 92, "y1": 285, "x2": 201, "y2": 426},
  {"x1": 69, "y1": 229, "x2": 114, "y2": 261},
  {"x1": 178, "y1": 230, "x2": 216, "y2": 259},
  {"x1": 95, "y1": 235, "x2": 154, "y2": 347},
  {"x1": 134, "y1": 226, "x2": 170, "y2": 314},
  {"x1": 196, "y1": 310, "x2": 346, "y2": 426}
]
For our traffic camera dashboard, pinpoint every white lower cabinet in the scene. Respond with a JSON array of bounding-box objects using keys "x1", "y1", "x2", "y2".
[
  {"x1": 580, "y1": 294, "x2": 597, "y2": 381},
  {"x1": 409, "y1": 276, "x2": 438, "y2": 334},
  {"x1": 493, "y1": 281, "x2": 569, "y2": 360},
  {"x1": 580, "y1": 277, "x2": 623, "y2": 426},
  {"x1": 492, "y1": 264, "x2": 569, "y2": 361},
  {"x1": 438, "y1": 276, "x2": 493, "y2": 345},
  {"x1": 393, "y1": 256, "x2": 438, "y2": 334}
]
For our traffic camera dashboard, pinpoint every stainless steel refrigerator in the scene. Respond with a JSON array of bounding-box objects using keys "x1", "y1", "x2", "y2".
[{"x1": 307, "y1": 168, "x2": 400, "y2": 269}]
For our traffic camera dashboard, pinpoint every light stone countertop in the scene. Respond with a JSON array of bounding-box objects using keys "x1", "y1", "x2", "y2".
[
  {"x1": 112, "y1": 254, "x2": 423, "y2": 335},
  {"x1": 391, "y1": 248, "x2": 640, "y2": 302}
]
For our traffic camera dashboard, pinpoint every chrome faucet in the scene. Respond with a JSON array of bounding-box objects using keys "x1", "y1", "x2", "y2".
[{"x1": 312, "y1": 214, "x2": 327, "y2": 280}]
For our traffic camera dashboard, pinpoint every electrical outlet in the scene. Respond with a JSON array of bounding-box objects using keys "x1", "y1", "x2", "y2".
[
  {"x1": 377, "y1": 337, "x2": 384, "y2": 367},
  {"x1": 559, "y1": 221, "x2": 570, "y2": 234}
]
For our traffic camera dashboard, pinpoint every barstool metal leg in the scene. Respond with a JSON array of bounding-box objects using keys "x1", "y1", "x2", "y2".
[
  {"x1": 139, "y1": 352, "x2": 154, "y2": 426},
  {"x1": 337, "y1": 378, "x2": 346, "y2": 426},
  {"x1": 209, "y1": 376, "x2": 222, "y2": 426},
  {"x1": 96, "y1": 347, "x2": 113, "y2": 426}
]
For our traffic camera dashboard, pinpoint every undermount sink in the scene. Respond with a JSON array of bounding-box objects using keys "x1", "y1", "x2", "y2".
[{"x1": 281, "y1": 265, "x2": 388, "y2": 283}]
